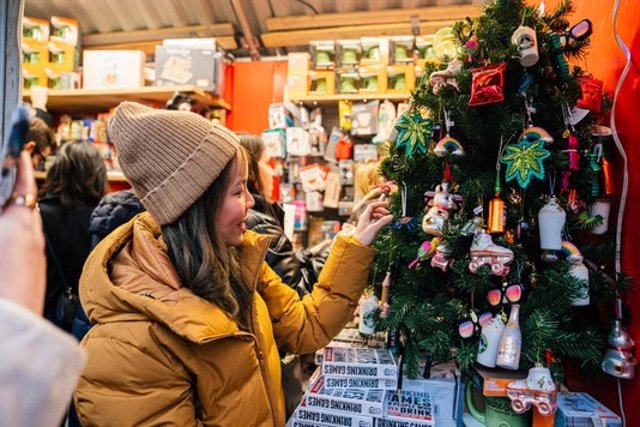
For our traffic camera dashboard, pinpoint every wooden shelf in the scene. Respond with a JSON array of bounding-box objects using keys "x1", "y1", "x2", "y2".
[
  {"x1": 289, "y1": 93, "x2": 410, "y2": 106},
  {"x1": 23, "y1": 85, "x2": 231, "y2": 113},
  {"x1": 35, "y1": 170, "x2": 129, "y2": 183}
]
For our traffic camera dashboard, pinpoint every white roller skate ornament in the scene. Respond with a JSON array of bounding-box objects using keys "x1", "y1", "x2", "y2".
[
  {"x1": 507, "y1": 364, "x2": 557, "y2": 416},
  {"x1": 469, "y1": 230, "x2": 514, "y2": 276}
]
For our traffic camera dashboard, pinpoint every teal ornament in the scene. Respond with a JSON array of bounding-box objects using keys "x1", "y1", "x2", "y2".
[
  {"x1": 500, "y1": 138, "x2": 551, "y2": 189},
  {"x1": 587, "y1": 152, "x2": 601, "y2": 196},
  {"x1": 394, "y1": 113, "x2": 434, "y2": 156}
]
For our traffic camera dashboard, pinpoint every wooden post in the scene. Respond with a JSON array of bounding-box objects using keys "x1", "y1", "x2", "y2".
[{"x1": 0, "y1": 0, "x2": 24, "y2": 145}]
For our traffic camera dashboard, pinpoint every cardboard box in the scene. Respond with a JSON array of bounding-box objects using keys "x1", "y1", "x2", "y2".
[
  {"x1": 336, "y1": 39, "x2": 361, "y2": 69},
  {"x1": 472, "y1": 365, "x2": 527, "y2": 397},
  {"x1": 337, "y1": 70, "x2": 360, "y2": 94},
  {"x1": 83, "y1": 50, "x2": 145, "y2": 89},
  {"x1": 360, "y1": 37, "x2": 390, "y2": 66},
  {"x1": 403, "y1": 376, "x2": 461, "y2": 427},
  {"x1": 50, "y1": 16, "x2": 79, "y2": 45},
  {"x1": 555, "y1": 392, "x2": 621, "y2": 427},
  {"x1": 380, "y1": 390, "x2": 435, "y2": 426},
  {"x1": 303, "y1": 375, "x2": 385, "y2": 417},
  {"x1": 287, "y1": 52, "x2": 310, "y2": 98},
  {"x1": 308, "y1": 70, "x2": 335, "y2": 96},
  {"x1": 22, "y1": 39, "x2": 49, "y2": 75},
  {"x1": 386, "y1": 64, "x2": 415, "y2": 93},
  {"x1": 23, "y1": 17, "x2": 50, "y2": 43},
  {"x1": 322, "y1": 347, "x2": 398, "y2": 380},
  {"x1": 155, "y1": 46, "x2": 223, "y2": 93},
  {"x1": 292, "y1": 406, "x2": 375, "y2": 427},
  {"x1": 48, "y1": 40, "x2": 77, "y2": 73},
  {"x1": 310, "y1": 40, "x2": 336, "y2": 70},
  {"x1": 22, "y1": 69, "x2": 47, "y2": 90},
  {"x1": 359, "y1": 65, "x2": 387, "y2": 94},
  {"x1": 390, "y1": 36, "x2": 415, "y2": 64}
]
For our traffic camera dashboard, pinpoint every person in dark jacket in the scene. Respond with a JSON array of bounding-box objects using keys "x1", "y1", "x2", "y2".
[
  {"x1": 38, "y1": 142, "x2": 107, "y2": 330},
  {"x1": 239, "y1": 134, "x2": 330, "y2": 296},
  {"x1": 70, "y1": 189, "x2": 146, "y2": 341}
]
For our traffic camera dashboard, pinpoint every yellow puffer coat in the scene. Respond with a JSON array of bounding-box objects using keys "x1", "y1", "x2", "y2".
[{"x1": 74, "y1": 212, "x2": 375, "y2": 427}]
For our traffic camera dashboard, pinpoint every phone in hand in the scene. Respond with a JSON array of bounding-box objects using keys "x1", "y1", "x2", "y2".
[{"x1": 0, "y1": 106, "x2": 31, "y2": 207}]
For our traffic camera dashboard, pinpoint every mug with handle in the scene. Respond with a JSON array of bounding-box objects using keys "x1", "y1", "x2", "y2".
[{"x1": 465, "y1": 381, "x2": 531, "y2": 427}]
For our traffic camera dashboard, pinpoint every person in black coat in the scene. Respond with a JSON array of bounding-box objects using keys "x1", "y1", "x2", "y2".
[
  {"x1": 39, "y1": 142, "x2": 107, "y2": 331},
  {"x1": 239, "y1": 134, "x2": 330, "y2": 297}
]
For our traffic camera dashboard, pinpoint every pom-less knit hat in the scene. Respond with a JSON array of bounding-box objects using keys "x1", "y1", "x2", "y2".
[{"x1": 107, "y1": 101, "x2": 239, "y2": 225}]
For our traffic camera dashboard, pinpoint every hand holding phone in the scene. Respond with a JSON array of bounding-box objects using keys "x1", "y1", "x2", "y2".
[{"x1": 0, "y1": 106, "x2": 31, "y2": 207}]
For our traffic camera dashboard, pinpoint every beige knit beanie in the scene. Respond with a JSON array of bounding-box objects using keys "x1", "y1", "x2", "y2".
[{"x1": 107, "y1": 101, "x2": 239, "y2": 225}]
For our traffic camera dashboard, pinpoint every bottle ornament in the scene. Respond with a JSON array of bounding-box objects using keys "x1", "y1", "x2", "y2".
[
  {"x1": 507, "y1": 364, "x2": 557, "y2": 416},
  {"x1": 512, "y1": 26, "x2": 539, "y2": 67},
  {"x1": 477, "y1": 314, "x2": 506, "y2": 368},
  {"x1": 358, "y1": 292, "x2": 379, "y2": 335},
  {"x1": 487, "y1": 193, "x2": 506, "y2": 234},
  {"x1": 558, "y1": 241, "x2": 589, "y2": 306},
  {"x1": 469, "y1": 230, "x2": 514, "y2": 276},
  {"x1": 496, "y1": 304, "x2": 522, "y2": 370},
  {"x1": 538, "y1": 196, "x2": 566, "y2": 251}
]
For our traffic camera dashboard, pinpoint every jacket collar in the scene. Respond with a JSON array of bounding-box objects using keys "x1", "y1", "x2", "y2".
[{"x1": 80, "y1": 212, "x2": 271, "y2": 344}]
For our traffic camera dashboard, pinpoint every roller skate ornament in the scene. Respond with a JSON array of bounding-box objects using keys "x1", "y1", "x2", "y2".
[
  {"x1": 469, "y1": 230, "x2": 514, "y2": 276},
  {"x1": 422, "y1": 182, "x2": 461, "y2": 236},
  {"x1": 507, "y1": 364, "x2": 557, "y2": 416},
  {"x1": 430, "y1": 242, "x2": 453, "y2": 271}
]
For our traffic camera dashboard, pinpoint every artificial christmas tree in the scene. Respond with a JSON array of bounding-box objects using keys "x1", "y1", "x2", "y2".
[{"x1": 370, "y1": 0, "x2": 633, "y2": 389}]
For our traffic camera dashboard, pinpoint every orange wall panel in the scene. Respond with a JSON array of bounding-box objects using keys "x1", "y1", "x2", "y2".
[{"x1": 228, "y1": 61, "x2": 288, "y2": 134}]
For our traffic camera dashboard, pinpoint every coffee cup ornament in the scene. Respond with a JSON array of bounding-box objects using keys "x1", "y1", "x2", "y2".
[{"x1": 512, "y1": 26, "x2": 539, "y2": 67}]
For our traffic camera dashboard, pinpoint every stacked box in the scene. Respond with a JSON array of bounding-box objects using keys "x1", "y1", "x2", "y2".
[
  {"x1": 378, "y1": 390, "x2": 435, "y2": 427},
  {"x1": 83, "y1": 50, "x2": 146, "y2": 89},
  {"x1": 155, "y1": 46, "x2": 223, "y2": 93},
  {"x1": 48, "y1": 17, "x2": 79, "y2": 75},
  {"x1": 322, "y1": 347, "x2": 398, "y2": 380},
  {"x1": 287, "y1": 52, "x2": 310, "y2": 99},
  {"x1": 555, "y1": 392, "x2": 621, "y2": 427}
]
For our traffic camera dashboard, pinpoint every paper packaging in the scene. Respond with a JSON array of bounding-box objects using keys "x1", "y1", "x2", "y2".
[
  {"x1": 23, "y1": 17, "x2": 50, "y2": 43},
  {"x1": 324, "y1": 376, "x2": 397, "y2": 391},
  {"x1": 472, "y1": 365, "x2": 527, "y2": 397},
  {"x1": 48, "y1": 40, "x2": 77, "y2": 73},
  {"x1": 50, "y1": 16, "x2": 79, "y2": 45},
  {"x1": 291, "y1": 406, "x2": 375, "y2": 427},
  {"x1": 322, "y1": 347, "x2": 398, "y2": 380},
  {"x1": 403, "y1": 376, "x2": 459, "y2": 427},
  {"x1": 155, "y1": 46, "x2": 223, "y2": 93},
  {"x1": 287, "y1": 52, "x2": 310, "y2": 99},
  {"x1": 381, "y1": 390, "x2": 435, "y2": 426},
  {"x1": 303, "y1": 375, "x2": 385, "y2": 417},
  {"x1": 83, "y1": 50, "x2": 145, "y2": 89},
  {"x1": 555, "y1": 392, "x2": 621, "y2": 427}
]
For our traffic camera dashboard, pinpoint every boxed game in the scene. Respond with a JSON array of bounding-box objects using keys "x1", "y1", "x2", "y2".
[
  {"x1": 324, "y1": 376, "x2": 397, "y2": 391},
  {"x1": 382, "y1": 390, "x2": 435, "y2": 426},
  {"x1": 303, "y1": 375, "x2": 385, "y2": 417},
  {"x1": 292, "y1": 406, "x2": 374, "y2": 427},
  {"x1": 322, "y1": 347, "x2": 398, "y2": 380},
  {"x1": 555, "y1": 392, "x2": 621, "y2": 427}
]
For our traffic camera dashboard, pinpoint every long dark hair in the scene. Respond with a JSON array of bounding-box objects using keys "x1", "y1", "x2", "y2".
[
  {"x1": 237, "y1": 133, "x2": 264, "y2": 196},
  {"x1": 161, "y1": 151, "x2": 253, "y2": 329},
  {"x1": 40, "y1": 141, "x2": 107, "y2": 206}
]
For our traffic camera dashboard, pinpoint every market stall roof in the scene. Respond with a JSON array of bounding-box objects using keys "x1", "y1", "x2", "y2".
[{"x1": 24, "y1": 0, "x2": 484, "y2": 58}]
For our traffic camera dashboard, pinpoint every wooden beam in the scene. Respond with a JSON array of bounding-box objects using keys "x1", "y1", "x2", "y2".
[
  {"x1": 261, "y1": 20, "x2": 456, "y2": 48},
  {"x1": 83, "y1": 36, "x2": 237, "y2": 58},
  {"x1": 82, "y1": 23, "x2": 235, "y2": 47},
  {"x1": 265, "y1": 4, "x2": 480, "y2": 31}
]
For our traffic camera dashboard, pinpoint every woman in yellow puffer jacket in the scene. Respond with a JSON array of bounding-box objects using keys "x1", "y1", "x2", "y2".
[{"x1": 73, "y1": 102, "x2": 393, "y2": 427}]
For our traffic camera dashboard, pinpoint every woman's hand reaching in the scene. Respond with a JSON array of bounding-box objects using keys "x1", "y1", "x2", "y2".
[{"x1": 353, "y1": 201, "x2": 393, "y2": 246}]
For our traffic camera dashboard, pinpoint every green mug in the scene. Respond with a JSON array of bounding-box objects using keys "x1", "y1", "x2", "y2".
[{"x1": 465, "y1": 381, "x2": 530, "y2": 427}]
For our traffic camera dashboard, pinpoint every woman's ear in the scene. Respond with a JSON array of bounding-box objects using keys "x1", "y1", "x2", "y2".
[{"x1": 24, "y1": 141, "x2": 36, "y2": 154}]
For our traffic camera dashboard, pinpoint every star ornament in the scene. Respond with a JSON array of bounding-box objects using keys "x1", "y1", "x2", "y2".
[
  {"x1": 500, "y1": 138, "x2": 551, "y2": 189},
  {"x1": 394, "y1": 113, "x2": 434, "y2": 156}
]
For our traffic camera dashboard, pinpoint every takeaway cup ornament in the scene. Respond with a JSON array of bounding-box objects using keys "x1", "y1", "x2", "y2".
[{"x1": 512, "y1": 26, "x2": 539, "y2": 67}]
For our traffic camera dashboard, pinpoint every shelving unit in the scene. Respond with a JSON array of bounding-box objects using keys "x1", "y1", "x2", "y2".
[
  {"x1": 34, "y1": 170, "x2": 129, "y2": 183},
  {"x1": 23, "y1": 85, "x2": 231, "y2": 113},
  {"x1": 289, "y1": 93, "x2": 410, "y2": 106}
]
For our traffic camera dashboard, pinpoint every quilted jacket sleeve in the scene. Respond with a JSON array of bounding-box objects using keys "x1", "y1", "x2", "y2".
[{"x1": 257, "y1": 234, "x2": 376, "y2": 355}]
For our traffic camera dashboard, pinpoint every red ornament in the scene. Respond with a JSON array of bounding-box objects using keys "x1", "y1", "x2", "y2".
[
  {"x1": 576, "y1": 76, "x2": 603, "y2": 115},
  {"x1": 468, "y1": 63, "x2": 506, "y2": 106}
]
